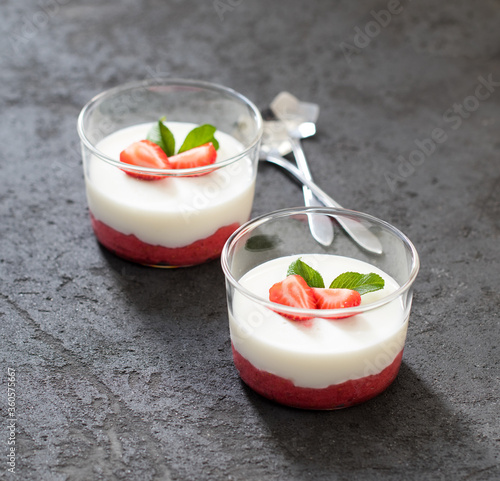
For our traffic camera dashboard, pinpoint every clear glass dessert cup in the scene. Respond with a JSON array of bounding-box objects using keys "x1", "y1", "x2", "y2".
[
  {"x1": 221, "y1": 207, "x2": 420, "y2": 410},
  {"x1": 77, "y1": 78, "x2": 262, "y2": 267}
]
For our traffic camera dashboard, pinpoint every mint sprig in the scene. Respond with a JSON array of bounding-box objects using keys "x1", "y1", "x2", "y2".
[
  {"x1": 147, "y1": 119, "x2": 219, "y2": 156},
  {"x1": 329, "y1": 272, "x2": 384, "y2": 295},
  {"x1": 178, "y1": 124, "x2": 219, "y2": 153},
  {"x1": 286, "y1": 258, "x2": 385, "y2": 295},
  {"x1": 287, "y1": 258, "x2": 325, "y2": 288},
  {"x1": 245, "y1": 235, "x2": 281, "y2": 252},
  {"x1": 146, "y1": 118, "x2": 176, "y2": 156},
  {"x1": 158, "y1": 121, "x2": 176, "y2": 156}
]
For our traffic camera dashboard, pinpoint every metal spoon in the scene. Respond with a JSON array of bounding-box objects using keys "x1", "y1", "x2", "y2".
[
  {"x1": 259, "y1": 144, "x2": 383, "y2": 255},
  {"x1": 270, "y1": 92, "x2": 334, "y2": 246}
]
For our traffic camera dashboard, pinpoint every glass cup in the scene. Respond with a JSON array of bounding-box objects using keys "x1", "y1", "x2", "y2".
[
  {"x1": 77, "y1": 78, "x2": 262, "y2": 267},
  {"x1": 221, "y1": 207, "x2": 420, "y2": 410}
]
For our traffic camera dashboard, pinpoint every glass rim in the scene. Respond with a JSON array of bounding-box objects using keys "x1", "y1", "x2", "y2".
[
  {"x1": 76, "y1": 77, "x2": 263, "y2": 176},
  {"x1": 221, "y1": 206, "x2": 420, "y2": 317}
]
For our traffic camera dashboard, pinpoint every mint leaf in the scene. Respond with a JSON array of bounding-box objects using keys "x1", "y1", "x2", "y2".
[
  {"x1": 287, "y1": 258, "x2": 325, "y2": 288},
  {"x1": 245, "y1": 235, "x2": 281, "y2": 252},
  {"x1": 178, "y1": 124, "x2": 219, "y2": 153},
  {"x1": 329, "y1": 272, "x2": 384, "y2": 295},
  {"x1": 159, "y1": 121, "x2": 175, "y2": 157},
  {"x1": 146, "y1": 118, "x2": 175, "y2": 156}
]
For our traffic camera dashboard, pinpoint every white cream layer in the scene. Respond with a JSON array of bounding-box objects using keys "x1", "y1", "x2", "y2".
[
  {"x1": 230, "y1": 254, "x2": 408, "y2": 389},
  {"x1": 85, "y1": 122, "x2": 255, "y2": 248}
]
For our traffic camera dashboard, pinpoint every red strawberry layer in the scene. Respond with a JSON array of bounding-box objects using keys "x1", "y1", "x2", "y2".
[
  {"x1": 232, "y1": 344, "x2": 404, "y2": 410},
  {"x1": 90, "y1": 212, "x2": 239, "y2": 267}
]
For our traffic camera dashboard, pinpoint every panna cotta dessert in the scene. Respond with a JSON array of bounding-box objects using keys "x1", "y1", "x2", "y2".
[
  {"x1": 84, "y1": 121, "x2": 256, "y2": 266},
  {"x1": 229, "y1": 254, "x2": 409, "y2": 410},
  {"x1": 78, "y1": 79, "x2": 263, "y2": 267}
]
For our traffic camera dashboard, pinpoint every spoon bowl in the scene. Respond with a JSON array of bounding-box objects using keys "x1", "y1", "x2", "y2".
[{"x1": 261, "y1": 120, "x2": 292, "y2": 156}]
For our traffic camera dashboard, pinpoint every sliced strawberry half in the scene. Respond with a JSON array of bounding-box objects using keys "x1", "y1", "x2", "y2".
[
  {"x1": 312, "y1": 288, "x2": 361, "y2": 319},
  {"x1": 120, "y1": 140, "x2": 170, "y2": 180},
  {"x1": 269, "y1": 275, "x2": 316, "y2": 321},
  {"x1": 168, "y1": 142, "x2": 217, "y2": 176}
]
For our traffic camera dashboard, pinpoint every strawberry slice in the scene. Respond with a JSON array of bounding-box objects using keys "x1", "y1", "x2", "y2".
[
  {"x1": 120, "y1": 140, "x2": 170, "y2": 180},
  {"x1": 168, "y1": 142, "x2": 217, "y2": 176},
  {"x1": 312, "y1": 288, "x2": 361, "y2": 319},
  {"x1": 269, "y1": 275, "x2": 316, "y2": 321}
]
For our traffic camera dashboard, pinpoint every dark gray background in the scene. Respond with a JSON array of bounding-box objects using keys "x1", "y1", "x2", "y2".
[{"x1": 1, "y1": 0, "x2": 499, "y2": 480}]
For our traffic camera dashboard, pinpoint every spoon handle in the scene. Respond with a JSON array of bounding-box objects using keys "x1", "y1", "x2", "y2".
[
  {"x1": 264, "y1": 153, "x2": 383, "y2": 255},
  {"x1": 289, "y1": 137, "x2": 335, "y2": 247}
]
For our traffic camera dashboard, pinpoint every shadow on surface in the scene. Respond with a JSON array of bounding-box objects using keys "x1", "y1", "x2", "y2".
[
  {"x1": 243, "y1": 362, "x2": 498, "y2": 480},
  {"x1": 97, "y1": 243, "x2": 228, "y2": 317}
]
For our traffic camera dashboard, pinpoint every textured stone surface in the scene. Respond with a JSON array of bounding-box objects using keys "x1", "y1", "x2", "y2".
[{"x1": 1, "y1": 0, "x2": 499, "y2": 479}]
